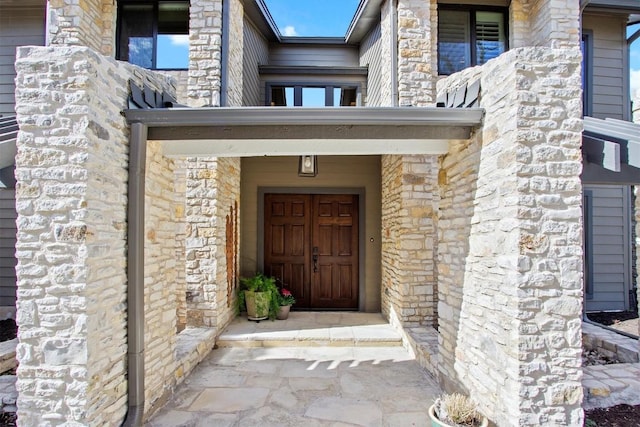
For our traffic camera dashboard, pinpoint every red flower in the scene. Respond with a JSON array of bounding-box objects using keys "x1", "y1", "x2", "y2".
[{"x1": 281, "y1": 288, "x2": 292, "y2": 297}]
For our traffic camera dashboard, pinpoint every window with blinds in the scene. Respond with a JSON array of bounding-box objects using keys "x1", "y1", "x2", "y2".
[{"x1": 438, "y1": 7, "x2": 507, "y2": 75}]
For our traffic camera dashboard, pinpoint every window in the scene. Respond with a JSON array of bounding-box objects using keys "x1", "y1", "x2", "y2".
[
  {"x1": 438, "y1": 6, "x2": 507, "y2": 75},
  {"x1": 117, "y1": 1, "x2": 189, "y2": 70},
  {"x1": 581, "y1": 31, "x2": 593, "y2": 116},
  {"x1": 268, "y1": 85, "x2": 359, "y2": 106}
]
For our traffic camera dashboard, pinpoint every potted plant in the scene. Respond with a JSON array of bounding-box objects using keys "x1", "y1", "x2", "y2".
[
  {"x1": 275, "y1": 288, "x2": 296, "y2": 320},
  {"x1": 429, "y1": 393, "x2": 488, "y2": 427},
  {"x1": 237, "y1": 273, "x2": 280, "y2": 321}
]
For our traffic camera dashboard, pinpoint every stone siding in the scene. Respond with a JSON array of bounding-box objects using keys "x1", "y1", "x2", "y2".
[
  {"x1": 226, "y1": 0, "x2": 244, "y2": 107},
  {"x1": 188, "y1": 0, "x2": 223, "y2": 107},
  {"x1": 48, "y1": 0, "x2": 115, "y2": 56},
  {"x1": 437, "y1": 47, "x2": 584, "y2": 426},
  {"x1": 185, "y1": 157, "x2": 240, "y2": 331},
  {"x1": 174, "y1": 161, "x2": 188, "y2": 331},
  {"x1": 144, "y1": 141, "x2": 179, "y2": 415},
  {"x1": 14, "y1": 45, "x2": 174, "y2": 425},
  {"x1": 397, "y1": 0, "x2": 436, "y2": 106},
  {"x1": 528, "y1": 0, "x2": 580, "y2": 48},
  {"x1": 381, "y1": 155, "x2": 438, "y2": 328}
]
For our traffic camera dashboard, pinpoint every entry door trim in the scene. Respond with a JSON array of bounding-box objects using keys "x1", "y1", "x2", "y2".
[{"x1": 258, "y1": 187, "x2": 366, "y2": 311}]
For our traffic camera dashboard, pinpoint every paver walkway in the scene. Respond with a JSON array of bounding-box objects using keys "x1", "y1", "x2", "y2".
[{"x1": 147, "y1": 313, "x2": 442, "y2": 426}]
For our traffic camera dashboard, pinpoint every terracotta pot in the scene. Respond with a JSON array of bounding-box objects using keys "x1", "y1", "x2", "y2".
[
  {"x1": 428, "y1": 404, "x2": 488, "y2": 427},
  {"x1": 276, "y1": 305, "x2": 291, "y2": 320}
]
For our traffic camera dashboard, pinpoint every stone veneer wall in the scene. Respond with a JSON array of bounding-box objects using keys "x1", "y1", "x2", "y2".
[
  {"x1": 143, "y1": 141, "x2": 179, "y2": 415},
  {"x1": 437, "y1": 47, "x2": 584, "y2": 426},
  {"x1": 47, "y1": 0, "x2": 115, "y2": 56},
  {"x1": 528, "y1": 0, "x2": 580, "y2": 48},
  {"x1": 226, "y1": 0, "x2": 244, "y2": 107},
  {"x1": 188, "y1": 0, "x2": 223, "y2": 107},
  {"x1": 397, "y1": 0, "x2": 436, "y2": 106},
  {"x1": 174, "y1": 161, "x2": 188, "y2": 331},
  {"x1": 381, "y1": 155, "x2": 439, "y2": 327},
  {"x1": 185, "y1": 158, "x2": 240, "y2": 330},
  {"x1": 13, "y1": 45, "x2": 175, "y2": 425}
]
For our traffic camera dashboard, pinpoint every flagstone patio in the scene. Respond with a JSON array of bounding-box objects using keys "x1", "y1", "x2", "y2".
[{"x1": 146, "y1": 313, "x2": 442, "y2": 426}]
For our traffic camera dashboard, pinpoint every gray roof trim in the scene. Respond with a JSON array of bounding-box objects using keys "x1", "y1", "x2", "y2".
[
  {"x1": 278, "y1": 37, "x2": 347, "y2": 44},
  {"x1": 242, "y1": 0, "x2": 281, "y2": 41},
  {"x1": 124, "y1": 106, "x2": 484, "y2": 128},
  {"x1": 582, "y1": 0, "x2": 640, "y2": 15},
  {"x1": 258, "y1": 65, "x2": 368, "y2": 76},
  {"x1": 584, "y1": 116, "x2": 640, "y2": 142},
  {"x1": 346, "y1": 0, "x2": 384, "y2": 44}
]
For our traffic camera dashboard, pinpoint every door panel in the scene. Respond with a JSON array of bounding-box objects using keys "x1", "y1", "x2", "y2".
[
  {"x1": 264, "y1": 194, "x2": 311, "y2": 308},
  {"x1": 311, "y1": 194, "x2": 359, "y2": 309},
  {"x1": 264, "y1": 193, "x2": 359, "y2": 310}
]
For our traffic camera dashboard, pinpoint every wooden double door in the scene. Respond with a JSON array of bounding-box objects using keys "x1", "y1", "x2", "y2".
[{"x1": 264, "y1": 194, "x2": 359, "y2": 310}]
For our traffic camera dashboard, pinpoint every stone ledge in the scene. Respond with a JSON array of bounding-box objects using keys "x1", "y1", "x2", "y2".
[
  {"x1": 174, "y1": 327, "x2": 216, "y2": 386},
  {"x1": 0, "y1": 339, "x2": 17, "y2": 374},
  {"x1": 582, "y1": 322, "x2": 639, "y2": 363},
  {"x1": 402, "y1": 326, "x2": 439, "y2": 379},
  {"x1": 0, "y1": 375, "x2": 16, "y2": 413}
]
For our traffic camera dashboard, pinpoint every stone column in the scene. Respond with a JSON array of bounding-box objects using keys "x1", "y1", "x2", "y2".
[
  {"x1": 437, "y1": 47, "x2": 584, "y2": 426},
  {"x1": 188, "y1": 0, "x2": 223, "y2": 107},
  {"x1": 185, "y1": 158, "x2": 240, "y2": 330},
  {"x1": 47, "y1": 0, "x2": 115, "y2": 55},
  {"x1": 397, "y1": 0, "x2": 437, "y2": 106},
  {"x1": 14, "y1": 46, "x2": 175, "y2": 424},
  {"x1": 381, "y1": 155, "x2": 439, "y2": 328},
  {"x1": 527, "y1": 0, "x2": 580, "y2": 48}
]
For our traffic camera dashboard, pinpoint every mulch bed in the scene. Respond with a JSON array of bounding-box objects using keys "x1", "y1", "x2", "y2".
[
  {"x1": 0, "y1": 319, "x2": 17, "y2": 343},
  {"x1": 584, "y1": 404, "x2": 640, "y2": 426},
  {"x1": 587, "y1": 310, "x2": 638, "y2": 326},
  {"x1": 0, "y1": 411, "x2": 16, "y2": 426}
]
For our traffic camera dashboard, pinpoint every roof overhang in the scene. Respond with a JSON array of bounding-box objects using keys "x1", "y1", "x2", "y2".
[
  {"x1": 582, "y1": 116, "x2": 640, "y2": 184},
  {"x1": 124, "y1": 107, "x2": 484, "y2": 157},
  {"x1": 581, "y1": 0, "x2": 640, "y2": 22},
  {"x1": 346, "y1": 0, "x2": 384, "y2": 44}
]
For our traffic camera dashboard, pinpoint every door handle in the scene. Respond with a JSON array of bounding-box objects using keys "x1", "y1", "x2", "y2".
[{"x1": 312, "y1": 246, "x2": 318, "y2": 273}]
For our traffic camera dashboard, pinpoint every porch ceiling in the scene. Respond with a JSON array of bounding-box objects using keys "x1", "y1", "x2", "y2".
[{"x1": 123, "y1": 107, "x2": 484, "y2": 157}]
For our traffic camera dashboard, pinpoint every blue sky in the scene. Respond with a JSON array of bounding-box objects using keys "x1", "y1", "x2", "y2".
[{"x1": 263, "y1": 0, "x2": 360, "y2": 37}]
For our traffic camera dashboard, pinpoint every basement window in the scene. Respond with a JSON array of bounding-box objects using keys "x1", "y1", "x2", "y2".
[
  {"x1": 438, "y1": 6, "x2": 508, "y2": 75},
  {"x1": 117, "y1": 1, "x2": 189, "y2": 70}
]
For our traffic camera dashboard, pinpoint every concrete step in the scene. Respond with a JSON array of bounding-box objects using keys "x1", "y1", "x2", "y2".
[{"x1": 217, "y1": 312, "x2": 403, "y2": 348}]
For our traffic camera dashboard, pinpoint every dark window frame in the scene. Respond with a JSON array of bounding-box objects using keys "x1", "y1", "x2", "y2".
[
  {"x1": 437, "y1": 4, "x2": 509, "y2": 76},
  {"x1": 265, "y1": 82, "x2": 362, "y2": 107},
  {"x1": 116, "y1": 0, "x2": 189, "y2": 71},
  {"x1": 583, "y1": 189, "x2": 594, "y2": 300},
  {"x1": 581, "y1": 30, "x2": 594, "y2": 117}
]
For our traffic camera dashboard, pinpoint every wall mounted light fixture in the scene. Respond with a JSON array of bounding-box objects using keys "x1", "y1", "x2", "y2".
[{"x1": 298, "y1": 155, "x2": 317, "y2": 177}]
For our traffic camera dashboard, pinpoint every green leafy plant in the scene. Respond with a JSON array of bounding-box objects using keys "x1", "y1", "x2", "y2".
[
  {"x1": 237, "y1": 272, "x2": 280, "y2": 320},
  {"x1": 277, "y1": 288, "x2": 296, "y2": 306}
]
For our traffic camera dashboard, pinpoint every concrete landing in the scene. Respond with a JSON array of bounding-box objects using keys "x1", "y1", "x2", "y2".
[{"x1": 217, "y1": 312, "x2": 403, "y2": 348}]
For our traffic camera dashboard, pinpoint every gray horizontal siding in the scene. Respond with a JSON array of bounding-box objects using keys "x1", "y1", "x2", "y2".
[
  {"x1": 0, "y1": 188, "x2": 16, "y2": 306},
  {"x1": 359, "y1": 21, "x2": 382, "y2": 107},
  {"x1": 269, "y1": 44, "x2": 360, "y2": 67},
  {"x1": 243, "y1": 17, "x2": 269, "y2": 106},
  {"x1": 0, "y1": 6, "x2": 45, "y2": 116},
  {"x1": 583, "y1": 14, "x2": 627, "y2": 121},
  {"x1": 585, "y1": 184, "x2": 631, "y2": 312}
]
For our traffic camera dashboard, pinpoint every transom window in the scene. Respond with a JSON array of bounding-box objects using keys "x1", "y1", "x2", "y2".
[
  {"x1": 438, "y1": 6, "x2": 508, "y2": 75},
  {"x1": 117, "y1": 1, "x2": 189, "y2": 70},
  {"x1": 268, "y1": 85, "x2": 359, "y2": 107}
]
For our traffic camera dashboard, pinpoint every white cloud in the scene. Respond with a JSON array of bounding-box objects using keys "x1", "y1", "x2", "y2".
[
  {"x1": 632, "y1": 68, "x2": 640, "y2": 99},
  {"x1": 283, "y1": 25, "x2": 298, "y2": 36},
  {"x1": 169, "y1": 35, "x2": 190, "y2": 46}
]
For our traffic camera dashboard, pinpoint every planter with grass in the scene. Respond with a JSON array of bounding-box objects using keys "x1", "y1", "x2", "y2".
[{"x1": 429, "y1": 393, "x2": 488, "y2": 427}]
